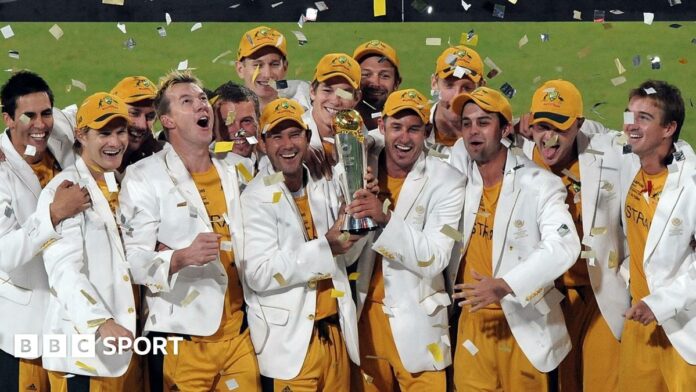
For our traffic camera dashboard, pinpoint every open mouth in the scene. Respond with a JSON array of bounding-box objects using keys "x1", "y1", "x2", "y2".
[
  {"x1": 541, "y1": 144, "x2": 560, "y2": 159},
  {"x1": 280, "y1": 152, "x2": 298, "y2": 159},
  {"x1": 29, "y1": 131, "x2": 47, "y2": 141},
  {"x1": 102, "y1": 148, "x2": 123, "y2": 157},
  {"x1": 628, "y1": 131, "x2": 642, "y2": 140},
  {"x1": 395, "y1": 143, "x2": 413, "y2": 152},
  {"x1": 324, "y1": 106, "x2": 339, "y2": 116},
  {"x1": 196, "y1": 116, "x2": 210, "y2": 128}
]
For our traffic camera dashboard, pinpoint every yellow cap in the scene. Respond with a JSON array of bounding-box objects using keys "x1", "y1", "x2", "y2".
[
  {"x1": 353, "y1": 40, "x2": 400, "y2": 69},
  {"x1": 110, "y1": 76, "x2": 157, "y2": 104},
  {"x1": 435, "y1": 45, "x2": 483, "y2": 83},
  {"x1": 76, "y1": 92, "x2": 130, "y2": 130},
  {"x1": 529, "y1": 80, "x2": 583, "y2": 131},
  {"x1": 312, "y1": 53, "x2": 361, "y2": 89},
  {"x1": 382, "y1": 89, "x2": 431, "y2": 124},
  {"x1": 237, "y1": 26, "x2": 287, "y2": 61},
  {"x1": 260, "y1": 98, "x2": 307, "y2": 134},
  {"x1": 451, "y1": 86, "x2": 512, "y2": 123}
]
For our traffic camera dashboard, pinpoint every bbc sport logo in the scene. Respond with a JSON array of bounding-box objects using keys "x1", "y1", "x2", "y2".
[{"x1": 15, "y1": 334, "x2": 183, "y2": 357}]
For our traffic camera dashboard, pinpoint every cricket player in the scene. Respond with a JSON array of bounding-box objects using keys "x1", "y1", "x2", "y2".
[{"x1": 353, "y1": 40, "x2": 401, "y2": 131}]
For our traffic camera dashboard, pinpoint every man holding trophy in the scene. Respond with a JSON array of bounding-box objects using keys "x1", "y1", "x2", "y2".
[
  {"x1": 239, "y1": 98, "x2": 371, "y2": 390},
  {"x1": 346, "y1": 89, "x2": 466, "y2": 391}
]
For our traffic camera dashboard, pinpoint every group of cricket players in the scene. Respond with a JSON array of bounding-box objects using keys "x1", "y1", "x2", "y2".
[{"x1": 0, "y1": 24, "x2": 694, "y2": 392}]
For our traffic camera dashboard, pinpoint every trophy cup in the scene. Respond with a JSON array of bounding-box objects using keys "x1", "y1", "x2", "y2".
[{"x1": 333, "y1": 109, "x2": 379, "y2": 234}]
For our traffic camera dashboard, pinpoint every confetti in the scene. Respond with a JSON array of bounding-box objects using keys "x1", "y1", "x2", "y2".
[
  {"x1": 557, "y1": 224, "x2": 570, "y2": 236},
  {"x1": 213, "y1": 141, "x2": 234, "y2": 153},
  {"x1": 306, "y1": 8, "x2": 318, "y2": 21},
  {"x1": 608, "y1": 251, "x2": 619, "y2": 269},
  {"x1": 225, "y1": 378, "x2": 239, "y2": 390},
  {"x1": 291, "y1": 31, "x2": 308, "y2": 45},
  {"x1": 611, "y1": 76, "x2": 626, "y2": 86},
  {"x1": 273, "y1": 273, "x2": 287, "y2": 286},
  {"x1": 24, "y1": 145, "x2": 36, "y2": 157},
  {"x1": 1, "y1": 25, "x2": 14, "y2": 39},
  {"x1": 271, "y1": 1, "x2": 283, "y2": 7},
  {"x1": 668, "y1": 0, "x2": 682, "y2": 5},
  {"x1": 417, "y1": 255, "x2": 435, "y2": 267},
  {"x1": 590, "y1": 227, "x2": 607, "y2": 236},
  {"x1": 165, "y1": 12, "x2": 172, "y2": 25},
  {"x1": 80, "y1": 290, "x2": 97, "y2": 305},
  {"x1": 212, "y1": 50, "x2": 233, "y2": 63},
  {"x1": 49, "y1": 24, "x2": 64, "y2": 40},
  {"x1": 87, "y1": 318, "x2": 107, "y2": 328},
  {"x1": 104, "y1": 172, "x2": 118, "y2": 193},
  {"x1": 452, "y1": 66, "x2": 469, "y2": 79},
  {"x1": 220, "y1": 241, "x2": 233, "y2": 252},
  {"x1": 190, "y1": 22, "x2": 202, "y2": 32},
  {"x1": 670, "y1": 23, "x2": 682, "y2": 29},
  {"x1": 425, "y1": 37, "x2": 442, "y2": 46},
  {"x1": 124, "y1": 37, "x2": 136, "y2": 50},
  {"x1": 461, "y1": 0, "x2": 472, "y2": 11},
  {"x1": 540, "y1": 33, "x2": 550, "y2": 42},
  {"x1": 518, "y1": 34, "x2": 528, "y2": 48},
  {"x1": 246, "y1": 136, "x2": 258, "y2": 145},
  {"x1": 338, "y1": 232, "x2": 350, "y2": 242},
  {"x1": 441, "y1": 224, "x2": 463, "y2": 242},
  {"x1": 561, "y1": 169, "x2": 580, "y2": 183},
  {"x1": 348, "y1": 272, "x2": 360, "y2": 280},
  {"x1": 650, "y1": 56, "x2": 661, "y2": 70},
  {"x1": 373, "y1": 0, "x2": 386, "y2": 16},
  {"x1": 177, "y1": 59, "x2": 189, "y2": 71},
  {"x1": 180, "y1": 289, "x2": 200, "y2": 307},
  {"x1": 116, "y1": 22, "x2": 127, "y2": 34},
  {"x1": 500, "y1": 82, "x2": 516, "y2": 99},
  {"x1": 75, "y1": 361, "x2": 97, "y2": 375},
  {"x1": 678, "y1": 57, "x2": 688, "y2": 64},
  {"x1": 581, "y1": 250, "x2": 596, "y2": 259},
  {"x1": 624, "y1": 112, "x2": 635, "y2": 124},
  {"x1": 609, "y1": 9, "x2": 623, "y2": 15},
  {"x1": 573, "y1": 10, "x2": 581, "y2": 20},
  {"x1": 102, "y1": 0, "x2": 124, "y2": 5},
  {"x1": 411, "y1": 0, "x2": 429, "y2": 13},
  {"x1": 229, "y1": 3, "x2": 240, "y2": 8},
  {"x1": 585, "y1": 149, "x2": 604, "y2": 156},
  {"x1": 427, "y1": 343, "x2": 444, "y2": 363},
  {"x1": 330, "y1": 289, "x2": 345, "y2": 298},
  {"x1": 335, "y1": 88, "x2": 354, "y2": 100},
  {"x1": 157, "y1": 26, "x2": 167, "y2": 37},
  {"x1": 484, "y1": 57, "x2": 502, "y2": 79},
  {"x1": 463, "y1": 339, "x2": 479, "y2": 355},
  {"x1": 235, "y1": 163, "x2": 253, "y2": 183},
  {"x1": 264, "y1": 171, "x2": 285, "y2": 186},
  {"x1": 643, "y1": 12, "x2": 654, "y2": 25},
  {"x1": 614, "y1": 58, "x2": 626, "y2": 74},
  {"x1": 493, "y1": 4, "x2": 506, "y2": 18},
  {"x1": 544, "y1": 134, "x2": 559, "y2": 148},
  {"x1": 644, "y1": 87, "x2": 657, "y2": 95},
  {"x1": 6, "y1": 50, "x2": 18, "y2": 60},
  {"x1": 382, "y1": 198, "x2": 392, "y2": 215},
  {"x1": 362, "y1": 371, "x2": 374, "y2": 383},
  {"x1": 297, "y1": 15, "x2": 306, "y2": 29},
  {"x1": 315, "y1": 2, "x2": 328, "y2": 11}
]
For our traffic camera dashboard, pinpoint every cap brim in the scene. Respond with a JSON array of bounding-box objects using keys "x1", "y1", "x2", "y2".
[
  {"x1": 121, "y1": 93, "x2": 156, "y2": 104},
  {"x1": 239, "y1": 43, "x2": 287, "y2": 60},
  {"x1": 85, "y1": 113, "x2": 130, "y2": 130},
  {"x1": 263, "y1": 117, "x2": 307, "y2": 134},
  {"x1": 530, "y1": 112, "x2": 574, "y2": 131},
  {"x1": 354, "y1": 49, "x2": 399, "y2": 69},
  {"x1": 383, "y1": 105, "x2": 428, "y2": 124},
  {"x1": 315, "y1": 71, "x2": 359, "y2": 89},
  {"x1": 451, "y1": 93, "x2": 511, "y2": 123},
  {"x1": 436, "y1": 67, "x2": 482, "y2": 83}
]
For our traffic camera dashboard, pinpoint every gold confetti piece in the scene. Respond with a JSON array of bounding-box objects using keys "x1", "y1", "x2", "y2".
[
  {"x1": 427, "y1": 343, "x2": 444, "y2": 363},
  {"x1": 465, "y1": 34, "x2": 479, "y2": 47},
  {"x1": 425, "y1": 37, "x2": 442, "y2": 46},
  {"x1": 590, "y1": 227, "x2": 607, "y2": 236},
  {"x1": 335, "y1": 88, "x2": 353, "y2": 100},
  {"x1": 214, "y1": 141, "x2": 234, "y2": 153},
  {"x1": 348, "y1": 272, "x2": 360, "y2": 281},
  {"x1": 330, "y1": 289, "x2": 345, "y2": 298},
  {"x1": 608, "y1": 250, "x2": 619, "y2": 269},
  {"x1": 518, "y1": 34, "x2": 528, "y2": 48},
  {"x1": 236, "y1": 163, "x2": 253, "y2": 182},
  {"x1": 80, "y1": 290, "x2": 97, "y2": 305},
  {"x1": 440, "y1": 225, "x2": 463, "y2": 242},
  {"x1": 498, "y1": 343, "x2": 512, "y2": 352},
  {"x1": 263, "y1": 171, "x2": 285, "y2": 186},
  {"x1": 544, "y1": 134, "x2": 559, "y2": 148},
  {"x1": 180, "y1": 289, "x2": 200, "y2": 307},
  {"x1": 75, "y1": 361, "x2": 98, "y2": 374},
  {"x1": 373, "y1": 0, "x2": 386, "y2": 16},
  {"x1": 338, "y1": 232, "x2": 350, "y2": 242},
  {"x1": 49, "y1": 24, "x2": 64, "y2": 40},
  {"x1": 102, "y1": 0, "x2": 124, "y2": 4},
  {"x1": 362, "y1": 371, "x2": 374, "y2": 384},
  {"x1": 611, "y1": 76, "x2": 626, "y2": 87},
  {"x1": 585, "y1": 148, "x2": 604, "y2": 155},
  {"x1": 220, "y1": 241, "x2": 233, "y2": 252},
  {"x1": 477, "y1": 210, "x2": 491, "y2": 218},
  {"x1": 580, "y1": 250, "x2": 596, "y2": 259},
  {"x1": 252, "y1": 65, "x2": 260, "y2": 84},
  {"x1": 87, "y1": 318, "x2": 107, "y2": 328},
  {"x1": 364, "y1": 354, "x2": 389, "y2": 361},
  {"x1": 272, "y1": 192, "x2": 282, "y2": 204},
  {"x1": 417, "y1": 255, "x2": 434, "y2": 267},
  {"x1": 428, "y1": 148, "x2": 449, "y2": 159},
  {"x1": 615, "y1": 58, "x2": 626, "y2": 75},
  {"x1": 463, "y1": 339, "x2": 479, "y2": 355},
  {"x1": 382, "y1": 198, "x2": 391, "y2": 214},
  {"x1": 225, "y1": 110, "x2": 236, "y2": 126},
  {"x1": 561, "y1": 169, "x2": 580, "y2": 183},
  {"x1": 273, "y1": 273, "x2": 287, "y2": 286},
  {"x1": 18, "y1": 113, "x2": 30, "y2": 124}
]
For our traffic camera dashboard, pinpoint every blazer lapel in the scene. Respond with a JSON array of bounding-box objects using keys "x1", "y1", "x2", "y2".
[
  {"x1": 164, "y1": 147, "x2": 212, "y2": 231},
  {"x1": 461, "y1": 163, "x2": 483, "y2": 252},
  {"x1": 307, "y1": 174, "x2": 332, "y2": 235},
  {"x1": 393, "y1": 153, "x2": 427, "y2": 218},
  {"x1": 577, "y1": 132, "x2": 602, "y2": 235},
  {"x1": 492, "y1": 150, "x2": 521, "y2": 276},
  {"x1": 643, "y1": 158, "x2": 684, "y2": 263},
  {"x1": 1, "y1": 132, "x2": 41, "y2": 199}
]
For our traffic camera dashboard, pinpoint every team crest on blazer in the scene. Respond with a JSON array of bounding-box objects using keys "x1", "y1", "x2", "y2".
[
  {"x1": 670, "y1": 217, "x2": 684, "y2": 236},
  {"x1": 513, "y1": 219, "x2": 528, "y2": 239}
]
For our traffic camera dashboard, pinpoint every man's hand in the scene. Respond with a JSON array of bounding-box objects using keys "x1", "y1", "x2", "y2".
[
  {"x1": 364, "y1": 166, "x2": 379, "y2": 195},
  {"x1": 97, "y1": 319, "x2": 134, "y2": 347},
  {"x1": 624, "y1": 300, "x2": 656, "y2": 325},
  {"x1": 325, "y1": 207, "x2": 364, "y2": 256},
  {"x1": 346, "y1": 189, "x2": 390, "y2": 226},
  {"x1": 169, "y1": 233, "x2": 222, "y2": 274},
  {"x1": 513, "y1": 112, "x2": 533, "y2": 140},
  {"x1": 304, "y1": 145, "x2": 333, "y2": 181},
  {"x1": 49, "y1": 180, "x2": 91, "y2": 227},
  {"x1": 453, "y1": 271, "x2": 513, "y2": 312}
]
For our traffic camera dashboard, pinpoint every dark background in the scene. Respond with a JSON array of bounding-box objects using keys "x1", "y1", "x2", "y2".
[{"x1": 0, "y1": 0, "x2": 694, "y2": 22}]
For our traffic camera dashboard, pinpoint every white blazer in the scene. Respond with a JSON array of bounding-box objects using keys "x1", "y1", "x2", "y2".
[
  {"x1": 353, "y1": 152, "x2": 465, "y2": 373},
  {"x1": 38, "y1": 157, "x2": 135, "y2": 377},
  {"x1": 446, "y1": 149, "x2": 580, "y2": 372},
  {"x1": 119, "y1": 144, "x2": 243, "y2": 336},
  {"x1": 238, "y1": 164, "x2": 361, "y2": 380},
  {"x1": 519, "y1": 132, "x2": 630, "y2": 339},
  {"x1": 619, "y1": 142, "x2": 696, "y2": 364},
  {"x1": 0, "y1": 121, "x2": 75, "y2": 358}
]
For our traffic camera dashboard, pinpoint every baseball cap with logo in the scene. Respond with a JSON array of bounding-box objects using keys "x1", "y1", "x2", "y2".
[
  {"x1": 353, "y1": 40, "x2": 400, "y2": 70},
  {"x1": 451, "y1": 86, "x2": 512, "y2": 123},
  {"x1": 77, "y1": 92, "x2": 130, "y2": 130},
  {"x1": 110, "y1": 76, "x2": 157, "y2": 104},
  {"x1": 382, "y1": 88, "x2": 431, "y2": 124},
  {"x1": 260, "y1": 98, "x2": 307, "y2": 134},
  {"x1": 237, "y1": 26, "x2": 287, "y2": 61},
  {"x1": 529, "y1": 79, "x2": 583, "y2": 131},
  {"x1": 435, "y1": 45, "x2": 484, "y2": 83},
  {"x1": 312, "y1": 53, "x2": 361, "y2": 89}
]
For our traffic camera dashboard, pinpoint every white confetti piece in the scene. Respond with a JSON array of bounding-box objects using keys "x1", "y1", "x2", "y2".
[
  {"x1": 306, "y1": 8, "x2": 318, "y2": 21},
  {"x1": 453, "y1": 66, "x2": 469, "y2": 78},
  {"x1": 263, "y1": 171, "x2": 285, "y2": 186},
  {"x1": 440, "y1": 224, "x2": 463, "y2": 242},
  {"x1": 461, "y1": 0, "x2": 472, "y2": 11},
  {"x1": 643, "y1": 12, "x2": 654, "y2": 25},
  {"x1": 71, "y1": 79, "x2": 87, "y2": 91},
  {"x1": 24, "y1": 145, "x2": 36, "y2": 157},
  {"x1": 191, "y1": 22, "x2": 202, "y2": 32},
  {"x1": 229, "y1": 3, "x2": 240, "y2": 8},
  {"x1": 180, "y1": 289, "x2": 200, "y2": 307},
  {"x1": 102, "y1": 0, "x2": 124, "y2": 5},
  {"x1": 225, "y1": 378, "x2": 239, "y2": 390},
  {"x1": 644, "y1": 87, "x2": 657, "y2": 95},
  {"x1": 518, "y1": 34, "x2": 528, "y2": 48},
  {"x1": 623, "y1": 112, "x2": 635, "y2": 125},
  {"x1": 49, "y1": 24, "x2": 64, "y2": 40},
  {"x1": 212, "y1": 50, "x2": 233, "y2": 63},
  {"x1": 271, "y1": 1, "x2": 283, "y2": 7},
  {"x1": 315, "y1": 1, "x2": 328, "y2": 11},
  {"x1": 463, "y1": 339, "x2": 479, "y2": 355},
  {"x1": 425, "y1": 37, "x2": 442, "y2": 46},
  {"x1": 177, "y1": 59, "x2": 189, "y2": 71},
  {"x1": 7, "y1": 50, "x2": 18, "y2": 59},
  {"x1": 573, "y1": 10, "x2": 581, "y2": 20},
  {"x1": 157, "y1": 26, "x2": 167, "y2": 37},
  {"x1": 335, "y1": 88, "x2": 353, "y2": 100},
  {"x1": 116, "y1": 22, "x2": 127, "y2": 34},
  {"x1": 220, "y1": 241, "x2": 233, "y2": 252},
  {"x1": 611, "y1": 76, "x2": 626, "y2": 87},
  {"x1": 104, "y1": 172, "x2": 118, "y2": 193},
  {"x1": 165, "y1": 12, "x2": 172, "y2": 25},
  {"x1": 291, "y1": 30, "x2": 307, "y2": 45},
  {"x1": 246, "y1": 136, "x2": 258, "y2": 145},
  {"x1": 1, "y1": 25, "x2": 14, "y2": 39}
]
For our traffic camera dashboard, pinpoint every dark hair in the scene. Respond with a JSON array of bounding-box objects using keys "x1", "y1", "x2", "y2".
[
  {"x1": 1, "y1": 71, "x2": 54, "y2": 119},
  {"x1": 629, "y1": 80, "x2": 685, "y2": 142},
  {"x1": 213, "y1": 81, "x2": 261, "y2": 119},
  {"x1": 359, "y1": 54, "x2": 402, "y2": 85}
]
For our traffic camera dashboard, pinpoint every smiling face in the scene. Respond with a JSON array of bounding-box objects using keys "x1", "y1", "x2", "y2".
[
  {"x1": 3, "y1": 91, "x2": 54, "y2": 163},
  {"x1": 624, "y1": 96, "x2": 676, "y2": 158},
  {"x1": 359, "y1": 55, "x2": 400, "y2": 109},
  {"x1": 310, "y1": 77, "x2": 360, "y2": 133},
  {"x1": 217, "y1": 100, "x2": 258, "y2": 158},
  {"x1": 531, "y1": 120, "x2": 580, "y2": 169},
  {"x1": 460, "y1": 102, "x2": 509, "y2": 164},
  {"x1": 160, "y1": 82, "x2": 213, "y2": 152},
  {"x1": 236, "y1": 47, "x2": 287, "y2": 103},
  {"x1": 380, "y1": 111, "x2": 427, "y2": 177},
  {"x1": 125, "y1": 100, "x2": 156, "y2": 152},
  {"x1": 77, "y1": 118, "x2": 129, "y2": 172},
  {"x1": 263, "y1": 121, "x2": 309, "y2": 182}
]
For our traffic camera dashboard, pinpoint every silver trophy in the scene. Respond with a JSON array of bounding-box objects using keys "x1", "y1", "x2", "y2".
[{"x1": 333, "y1": 109, "x2": 379, "y2": 234}]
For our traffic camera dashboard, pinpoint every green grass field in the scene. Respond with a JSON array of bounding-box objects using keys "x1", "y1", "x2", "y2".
[{"x1": 1, "y1": 21, "x2": 694, "y2": 143}]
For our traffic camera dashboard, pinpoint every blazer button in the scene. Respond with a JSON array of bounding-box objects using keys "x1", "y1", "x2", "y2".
[
  {"x1": 123, "y1": 274, "x2": 130, "y2": 282},
  {"x1": 128, "y1": 307, "x2": 135, "y2": 314},
  {"x1": 308, "y1": 281, "x2": 317, "y2": 289},
  {"x1": 307, "y1": 314, "x2": 315, "y2": 320}
]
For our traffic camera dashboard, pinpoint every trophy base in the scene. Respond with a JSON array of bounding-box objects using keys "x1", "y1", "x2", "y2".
[{"x1": 341, "y1": 214, "x2": 379, "y2": 234}]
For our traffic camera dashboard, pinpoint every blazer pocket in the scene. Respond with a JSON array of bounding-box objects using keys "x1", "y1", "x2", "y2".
[
  {"x1": 421, "y1": 291, "x2": 451, "y2": 316},
  {"x1": 0, "y1": 282, "x2": 32, "y2": 305},
  {"x1": 261, "y1": 305, "x2": 290, "y2": 326}
]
